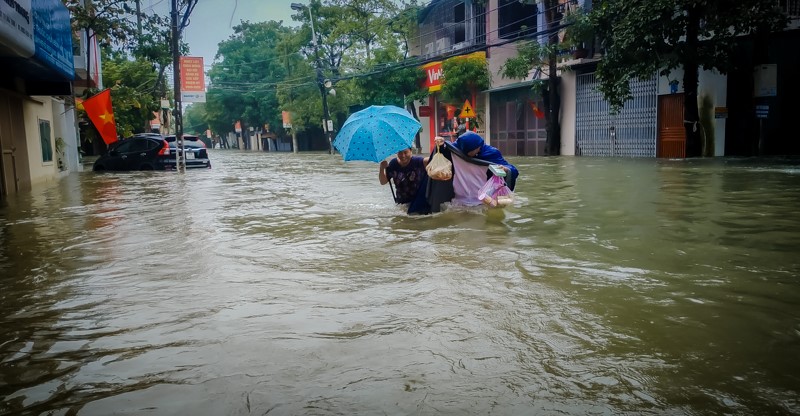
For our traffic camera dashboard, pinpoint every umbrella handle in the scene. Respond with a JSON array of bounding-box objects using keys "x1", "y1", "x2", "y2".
[{"x1": 388, "y1": 179, "x2": 398, "y2": 203}]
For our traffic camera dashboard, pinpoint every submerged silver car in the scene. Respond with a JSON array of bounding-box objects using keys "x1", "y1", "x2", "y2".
[{"x1": 163, "y1": 134, "x2": 212, "y2": 169}]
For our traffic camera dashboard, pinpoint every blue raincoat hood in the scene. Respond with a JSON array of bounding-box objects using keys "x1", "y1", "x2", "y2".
[{"x1": 455, "y1": 131, "x2": 520, "y2": 191}]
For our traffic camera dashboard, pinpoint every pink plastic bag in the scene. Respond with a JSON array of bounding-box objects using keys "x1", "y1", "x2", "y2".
[{"x1": 477, "y1": 175, "x2": 513, "y2": 207}]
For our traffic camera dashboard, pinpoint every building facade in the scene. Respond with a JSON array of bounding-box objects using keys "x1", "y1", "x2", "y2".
[
  {"x1": 415, "y1": 0, "x2": 800, "y2": 158},
  {"x1": 1, "y1": 0, "x2": 79, "y2": 197}
]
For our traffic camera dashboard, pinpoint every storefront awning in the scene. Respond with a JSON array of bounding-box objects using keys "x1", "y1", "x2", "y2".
[{"x1": 483, "y1": 80, "x2": 536, "y2": 94}]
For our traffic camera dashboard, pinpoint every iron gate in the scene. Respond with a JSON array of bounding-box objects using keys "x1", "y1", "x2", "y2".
[{"x1": 575, "y1": 73, "x2": 657, "y2": 157}]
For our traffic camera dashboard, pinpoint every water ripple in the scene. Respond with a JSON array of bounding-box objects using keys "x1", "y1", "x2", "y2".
[{"x1": 1, "y1": 152, "x2": 799, "y2": 415}]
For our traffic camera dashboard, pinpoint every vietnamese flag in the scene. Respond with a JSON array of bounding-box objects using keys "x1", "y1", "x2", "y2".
[
  {"x1": 83, "y1": 89, "x2": 118, "y2": 145},
  {"x1": 529, "y1": 100, "x2": 545, "y2": 119}
]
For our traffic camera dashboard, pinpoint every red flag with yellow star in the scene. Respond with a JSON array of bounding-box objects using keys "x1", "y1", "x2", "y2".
[
  {"x1": 529, "y1": 100, "x2": 545, "y2": 119},
  {"x1": 83, "y1": 89, "x2": 118, "y2": 145}
]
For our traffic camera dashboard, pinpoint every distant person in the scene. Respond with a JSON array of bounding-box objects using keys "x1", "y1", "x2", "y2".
[
  {"x1": 454, "y1": 123, "x2": 467, "y2": 140},
  {"x1": 379, "y1": 148, "x2": 429, "y2": 204}
]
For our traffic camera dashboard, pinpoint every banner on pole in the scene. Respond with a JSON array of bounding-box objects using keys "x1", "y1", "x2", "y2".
[
  {"x1": 180, "y1": 56, "x2": 206, "y2": 102},
  {"x1": 282, "y1": 111, "x2": 292, "y2": 129}
]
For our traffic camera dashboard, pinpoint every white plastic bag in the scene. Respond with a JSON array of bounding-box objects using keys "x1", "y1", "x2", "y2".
[{"x1": 426, "y1": 145, "x2": 452, "y2": 181}]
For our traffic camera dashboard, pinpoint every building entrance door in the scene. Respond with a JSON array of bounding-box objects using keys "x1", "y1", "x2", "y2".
[
  {"x1": 0, "y1": 94, "x2": 29, "y2": 197},
  {"x1": 657, "y1": 94, "x2": 686, "y2": 158}
]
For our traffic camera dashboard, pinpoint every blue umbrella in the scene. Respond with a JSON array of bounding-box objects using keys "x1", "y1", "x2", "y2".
[{"x1": 333, "y1": 105, "x2": 421, "y2": 162}]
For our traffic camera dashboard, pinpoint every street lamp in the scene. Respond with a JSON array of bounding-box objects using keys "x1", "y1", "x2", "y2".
[{"x1": 291, "y1": 2, "x2": 334, "y2": 154}]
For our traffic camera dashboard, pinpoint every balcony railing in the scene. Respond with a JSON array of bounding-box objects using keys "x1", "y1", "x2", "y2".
[{"x1": 780, "y1": 0, "x2": 799, "y2": 18}]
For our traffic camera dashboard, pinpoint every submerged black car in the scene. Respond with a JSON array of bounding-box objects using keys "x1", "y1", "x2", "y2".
[
  {"x1": 93, "y1": 134, "x2": 171, "y2": 171},
  {"x1": 163, "y1": 134, "x2": 211, "y2": 169}
]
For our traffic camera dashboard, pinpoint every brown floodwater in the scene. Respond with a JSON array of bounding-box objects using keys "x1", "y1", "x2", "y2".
[{"x1": 1, "y1": 151, "x2": 799, "y2": 415}]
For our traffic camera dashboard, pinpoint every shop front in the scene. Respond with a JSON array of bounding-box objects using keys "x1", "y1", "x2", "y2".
[
  {"x1": 0, "y1": 0, "x2": 75, "y2": 195},
  {"x1": 418, "y1": 52, "x2": 487, "y2": 154}
]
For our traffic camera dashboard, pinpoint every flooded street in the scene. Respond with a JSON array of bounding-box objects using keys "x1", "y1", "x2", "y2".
[{"x1": 1, "y1": 151, "x2": 799, "y2": 415}]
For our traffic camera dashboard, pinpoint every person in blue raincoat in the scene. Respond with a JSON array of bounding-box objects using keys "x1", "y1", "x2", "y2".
[{"x1": 449, "y1": 131, "x2": 519, "y2": 191}]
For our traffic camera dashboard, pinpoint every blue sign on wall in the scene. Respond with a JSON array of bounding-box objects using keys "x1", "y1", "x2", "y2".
[{"x1": 32, "y1": 0, "x2": 73, "y2": 80}]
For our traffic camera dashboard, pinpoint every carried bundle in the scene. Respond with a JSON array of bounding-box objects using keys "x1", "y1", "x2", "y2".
[
  {"x1": 426, "y1": 144, "x2": 452, "y2": 181},
  {"x1": 477, "y1": 165, "x2": 514, "y2": 207}
]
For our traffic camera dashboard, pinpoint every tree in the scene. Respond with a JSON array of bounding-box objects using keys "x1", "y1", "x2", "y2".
[
  {"x1": 275, "y1": 28, "x2": 320, "y2": 149},
  {"x1": 65, "y1": 0, "x2": 172, "y2": 90},
  {"x1": 291, "y1": 0, "x2": 352, "y2": 79},
  {"x1": 330, "y1": 0, "x2": 397, "y2": 63},
  {"x1": 66, "y1": 0, "x2": 182, "y2": 145},
  {"x1": 345, "y1": 1, "x2": 428, "y2": 148},
  {"x1": 101, "y1": 49, "x2": 162, "y2": 137},
  {"x1": 499, "y1": 0, "x2": 563, "y2": 155},
  {"x1": 441, "y1": 54, "x2": 491, "y2": 109},
  {"x1": 348, "y1": 0, "x2": 426, "y2": 107},
  {"x1": 206, "y1": 21, "x2": 293, "y2": 148},
  {"x1": 590, "y1": 0, "x2": 786, "y2": 156},
  {"x1": 183, "y1": 103, "x2": 208, "y2": 135},
  {"x1": 65, "y1": 0, "x2": 140, "y2": 47}
]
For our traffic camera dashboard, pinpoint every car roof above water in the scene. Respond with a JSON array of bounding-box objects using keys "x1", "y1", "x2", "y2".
[
  {"x1": 164, "y1": 134, "x2": 199, "y2": 140},
  {"x1": 129, "y1": 133, "x2": 164, "y2": 139},
  {"x1": 164, "y1": 135, "x2": 205, "y2": 148}
]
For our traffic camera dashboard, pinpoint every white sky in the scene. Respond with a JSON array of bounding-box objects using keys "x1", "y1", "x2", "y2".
[{"x1": 143, "y1": 0, "x2": 300, "y2": 68}]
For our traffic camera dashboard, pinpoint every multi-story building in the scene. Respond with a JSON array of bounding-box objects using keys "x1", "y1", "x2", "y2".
[
  {"x1": 413, "y1": 0, "x2": 488, "y2": 152},
  {"x1": 565, "y1": 1, "x2": 799, "y2": 158},
  {"x1": 414, "y1": 0, "x2": 800, "y2": 158},
  {"x1": 0, "y1": 0, "x2": 79, "y2": 197}
]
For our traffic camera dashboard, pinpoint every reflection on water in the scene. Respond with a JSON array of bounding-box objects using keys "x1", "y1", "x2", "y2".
[{"x1": 1, "y1": 152, "x2": 799, "y2": 415}]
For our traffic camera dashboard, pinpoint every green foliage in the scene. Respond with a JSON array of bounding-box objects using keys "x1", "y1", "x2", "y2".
[
  {"x1": 64, "y1": 0, "x2": 139, "y2": 47},
  {"x1": 440, "y1": 54, "x2": 491, "y2": 104},
  {"x1": 387, "y1": 0, "x2": 423, "y2": 59},
  {"x1": 352, "y1": 64, "x2": 427, "y2": 107},
  {"x1": 207, "y1": 21, "x2": 293, "y2": 134},
  {"x1": 349, "y1": 2, "x2": 428, "y2": 110},
  {"x1": 67, "y1": 0, "x2": 179, "y2": 138},
  {"x1": 183, "y1": 103, "x2": 208, "y2": 135},
  {"x1": 562, "y1": 7, "x2": 593, "y2": 49},
  {"x1": 500, "y1": 40, "x2": 555, "y2": 95},
  {"x1": 100, "y1": 50, "x2": 161, "y2": 137},
  {"x1": 202, "y1": 0, "x2": 429, "y2": 139},
  {"x1": 591, "y1": 0, "x2": 787, "y2": 110},
  {"x1": 329, "y1": 0, "x2": 397, "y2": 62}
]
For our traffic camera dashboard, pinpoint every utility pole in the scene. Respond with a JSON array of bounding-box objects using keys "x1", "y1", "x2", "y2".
[{"x1": 171, "y1": 0, "x2": 185, "y2": 170}]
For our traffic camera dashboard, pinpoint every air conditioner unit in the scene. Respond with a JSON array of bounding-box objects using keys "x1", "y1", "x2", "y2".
[{"x1": 452, "y1": 41, "x2": 468, "y2": 51}]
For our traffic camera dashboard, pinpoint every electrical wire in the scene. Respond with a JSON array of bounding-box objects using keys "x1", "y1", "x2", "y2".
[{"x1": 206, "y1": 1, "x2": 570, "y2": 92}]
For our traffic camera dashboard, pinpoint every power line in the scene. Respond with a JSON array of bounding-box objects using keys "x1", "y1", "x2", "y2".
[
  {"x1": 205, "y1": 1, "x2": 569, "y2": 92},
  {"x1": 209, "y1": 0, "x2": 548, "y2": 72}
]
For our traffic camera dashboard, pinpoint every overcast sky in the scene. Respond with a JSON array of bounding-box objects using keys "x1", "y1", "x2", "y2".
[{"x1": 144, "y1": 0, "x2": 300, "y2": 69}]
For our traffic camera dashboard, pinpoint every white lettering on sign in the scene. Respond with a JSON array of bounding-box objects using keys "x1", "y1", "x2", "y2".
[{"x1": 427, "y1": 66, "x2": 442, "y2": 83}]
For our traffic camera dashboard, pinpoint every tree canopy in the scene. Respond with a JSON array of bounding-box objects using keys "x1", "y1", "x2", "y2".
[
  {"x1": 74, "y1": 0, "x2": 436, "y2": 148},
  {"x1": 591, "y1": 0, "x2": 786, "y2": 110},
  {"x1": 590, "y1": 0, "x2": 786, "y2": 156},
  {"x1": 66, "y1": 0, "x2": 182, "y2": 141},
  {"x1": 201, "y1": 0, "x2": 430, "y2": 146},
  {"x1": 206, "y1": 21, "x2": 294, "y2": 138}
]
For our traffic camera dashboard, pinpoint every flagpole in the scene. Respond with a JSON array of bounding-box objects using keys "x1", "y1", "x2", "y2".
[{"x1": 171, "y1": 0, "x2": 185, "y2": 171}]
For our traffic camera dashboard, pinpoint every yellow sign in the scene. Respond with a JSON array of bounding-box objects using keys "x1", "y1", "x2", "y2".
[{"x1": 460, "y1": 100, "x2": 476, "y2": 118}]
